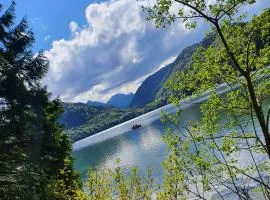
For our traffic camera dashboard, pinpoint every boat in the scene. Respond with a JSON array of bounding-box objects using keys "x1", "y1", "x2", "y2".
[{"x1": 132, "y1": 124, "x2": 141, "y2": 130}]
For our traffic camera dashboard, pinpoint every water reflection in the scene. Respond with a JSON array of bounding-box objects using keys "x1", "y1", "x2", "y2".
[
  {"x1": 73, "y1": 102, "x2": 203, "y2": 182},
  {"x1": 73, "y1": 84, "x2": 263, "y2": 183}
]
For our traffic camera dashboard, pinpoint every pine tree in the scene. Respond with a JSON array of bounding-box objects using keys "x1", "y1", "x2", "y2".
[{"x1": 0, "y1": 2, "x2": 82, "y2": 199}]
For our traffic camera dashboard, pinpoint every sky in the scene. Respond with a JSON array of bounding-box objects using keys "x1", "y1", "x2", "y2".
[{"x1": 2, "y1": 0, "x2": 270, "y2": 103}]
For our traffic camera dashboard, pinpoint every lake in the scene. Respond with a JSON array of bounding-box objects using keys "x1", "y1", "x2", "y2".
[
  {"x1": 72, "y1": 84, "x2": 235, "y2": 182},
  {"x1": 72, "y1": 82, "x2": 269, "y2": 199},
  {"x1": 73, "y1": 103, "x2": 203, "y2": 182}
]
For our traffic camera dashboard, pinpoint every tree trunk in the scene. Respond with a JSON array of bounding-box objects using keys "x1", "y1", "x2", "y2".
[
  {"x1": 214, "y1": 22, "x2": 270, "y2": 158},
  {"x1": 246, "y1": 74, "x2": 270, "y2": 158}
]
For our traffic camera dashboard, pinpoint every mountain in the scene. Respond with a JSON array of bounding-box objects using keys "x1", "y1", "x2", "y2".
[
  {"x1": 107, "y1": 93, "x2": 134, "y2": 108},
  {"x1": 60, "y1": 100, "x2": 162, "y2": 142},
  {"x1": 60, "y1": 102, "x2": 146, "y2": 142},
  {"x1": 87, "y1": 94, "x2": 134, "y2": 108},
  {"x1": 129, "y1": 64, "x2": 174, "y2": 107},
  {"x1": 130, "y1": 36, "x2": 214, "y2": 108},
  {"x1": 87, "y1": 100, "x2": 107, "y2": 107},
  {"x1": 60, "y1": 36, "x2": 214, "y2": 141},
  {"x1": 59, "y1": 102, "x2": 107, "y2": 129}
]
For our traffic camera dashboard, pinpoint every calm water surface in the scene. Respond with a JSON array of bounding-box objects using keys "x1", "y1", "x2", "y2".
[
  {"x1": 72, "y1": 84, "x2": 267, "y2": 185},
  {"x1": 72, "y1": 84, "x2": 269, "y2": 199},
  {"x1": 73, "y1": 103, "x2": 202, "y2": 182}
]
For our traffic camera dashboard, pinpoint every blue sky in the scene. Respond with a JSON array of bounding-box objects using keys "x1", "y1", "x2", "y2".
[
  {"x1": 2, "y1": 0, "x2": 97, "y2": 51},
  {"x1": 2, "y1": 0, "x2": 269, "y2": 103}
]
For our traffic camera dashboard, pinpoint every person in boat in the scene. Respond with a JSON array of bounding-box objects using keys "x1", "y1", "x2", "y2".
[{"x1": 132, "y1": 124, "x2": 141, "y2": 130}]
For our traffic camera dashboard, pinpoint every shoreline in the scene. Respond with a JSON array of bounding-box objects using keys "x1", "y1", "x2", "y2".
[{"x1": 73, "y1": 83, "x2": 233, "y2": 151}]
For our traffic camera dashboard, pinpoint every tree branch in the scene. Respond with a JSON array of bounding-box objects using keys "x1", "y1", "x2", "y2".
[{"x1": 174, "y1": 0, "x2": 216, "y2": 23}]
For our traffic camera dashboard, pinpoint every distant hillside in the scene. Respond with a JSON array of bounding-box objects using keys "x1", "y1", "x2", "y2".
[
  {"x1": 60, "y1": 102, "x2": 147, "y2": 142},
  {"x1": 87, "y1": 100, "x2": 107, "y2": 107},
  {"x1": 129, "y1": 64, "x2": 173, "y2": 107},
  {"x1": 130, "y1": 36, "x2": 214, "y2": 108},
  {"x1": 59, "y1": 103, "x2": 107, "y2": 129},
  {"x1": 60, "y1": 100, "x2": 165, "y2": 142},
  {"x1": 107, "y1": 93, "x2": 134, "y2": 108}
]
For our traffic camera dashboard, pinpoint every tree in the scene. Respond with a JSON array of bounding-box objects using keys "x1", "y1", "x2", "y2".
[
  {"x1": 144, "y1": 4, "x2": 270, "y2": 200},
  {"x1": 84, "y1": 160, "x2": 156, "y2": 200},
  {"x1": 144, "y1": 0, "x2": 270, "y2": 158},
  {"x1": 0, "y1": 2, "x2": 82, "y2": 199}
]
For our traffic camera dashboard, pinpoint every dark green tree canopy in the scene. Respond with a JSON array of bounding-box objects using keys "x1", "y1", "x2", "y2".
[{"x1": 0, "y1": 2, "x2": 82, "y2": 199}]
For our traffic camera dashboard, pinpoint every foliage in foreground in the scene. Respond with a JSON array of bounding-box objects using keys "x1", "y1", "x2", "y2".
[
  {"x1": 0, "y1": 2, "x2": 83, "y2": 199},
  {"x1": 145, "y1": 0, "x2": 270, "y2": 158},
  {"x1": 151, "y1": 1, "x2": 270, "y2": 199},
  {"x1": 84, "y1": 160, "x2": 156, "y2": 200}
]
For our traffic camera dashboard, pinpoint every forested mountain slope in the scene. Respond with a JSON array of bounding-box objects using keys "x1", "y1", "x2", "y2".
[
  {"x1": 130, "y1": 36, "x2": 214, "y2": 107},
  {"x1": 61, "y1": 103, "x2": 144, "y2": 141},
  {"x1": 107, "y1": 93, "x2": 134, "y2": 108},
  {"x1": 129, "y1": 64, "x2": 174, "y2": 107},
  {"x1": 60, "y1": 101, "x2": 165, "y2": 142}
]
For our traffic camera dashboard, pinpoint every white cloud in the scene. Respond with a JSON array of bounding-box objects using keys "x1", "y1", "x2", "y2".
[
  {"x1": 69, "y1": 21, "x2": 79, "y2": 33},
  {"x1": 45, "y1": 0, "x2": 200, "y2": 103},
  {"x1": 44, "y1": 0, "x2": 268, "y2": 103}
]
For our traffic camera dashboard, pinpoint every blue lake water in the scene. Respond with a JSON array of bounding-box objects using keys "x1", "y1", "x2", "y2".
[
  {"x1": 73, "y1": 102, "x2": 201, "y2": 182},
  {"x1": 72, "y1": 84, "x2": 232, "y2": 181},
  {"x1": 72, "y1": 83, "x2": 267, "y2": 186}
]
